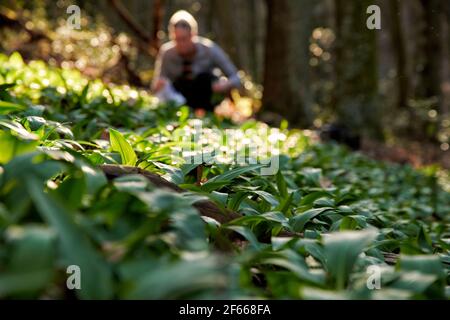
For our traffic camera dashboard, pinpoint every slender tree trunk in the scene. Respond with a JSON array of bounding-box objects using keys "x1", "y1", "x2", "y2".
[
  {"x1": 334, "y1": 0, "x2": 382, "y2": 138},
  {"x1": 151, "y1": 0, "x2": 165, "y2": 52},
  {"x1": 389, "y1": 0, "x2": 408, "y2": 110},
  {"x1": 262, "y1": 0, "x2": 289, "y2": 122},
  {"x1": 440, "y1": 0, "x2": 450, "y2": 115},
  {"x1": 210, "y1": 0, "x2": 241, "y2": 68},
  {"x1": 417, "y1": 0, "x2": 444, "y2": 105},
  {"x1": 249, "y1": 0, "x2": 259, "y2": 81},
  {"x1": 262, "y1": 0, "x2": 314, "y2": 127}
]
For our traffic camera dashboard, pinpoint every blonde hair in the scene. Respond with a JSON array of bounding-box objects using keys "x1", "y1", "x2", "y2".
[{"x1": 168, "y1": 10, "x2": 198, "y2": 37}]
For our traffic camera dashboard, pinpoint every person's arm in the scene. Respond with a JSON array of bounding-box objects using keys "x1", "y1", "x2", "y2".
[
  {"x1": 152, "y1": 47, "x2": 169, "y2": 92},
  {"x1": 211, "y1": 44, "x2": 241, "y2": 92}
]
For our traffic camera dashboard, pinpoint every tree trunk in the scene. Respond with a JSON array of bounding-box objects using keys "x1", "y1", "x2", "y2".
[
  {"x1": 210, "y1": 0, "x2": 241, "y2": 68},
  {"x1": 334, "y1": 0, "x2": 382, "y2": 138},
  {"x1": 262, "y1": 0, "x2": 315, "y2": 127},
  {"x1": 417, "y1": 0, "x2": 444, "y2": 107},
  {"x1": 151, "y1": 0, "x2": 165, "y2": 52},
  {"x1": 249, "y1": 0, "x2": 259, "y2": 81},
  {"x1": 440, "y1": 0, "x2": 450, "y2": 115},
  {"x1": 389, "y1": 0, "x2": 408, "y2": 110}
]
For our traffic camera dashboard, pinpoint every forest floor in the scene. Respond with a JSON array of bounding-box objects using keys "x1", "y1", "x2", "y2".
[
  {"x1": 1, "y1": 52, "x2": 449, "y2": 300},
  {"x1": 362, "y1": 138, "x2": 450, "y2": 169}
]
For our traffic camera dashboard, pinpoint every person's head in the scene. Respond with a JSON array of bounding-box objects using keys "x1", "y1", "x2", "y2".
[{"x1": 168, "y1": 10, "x2": 198, "y2": 55}]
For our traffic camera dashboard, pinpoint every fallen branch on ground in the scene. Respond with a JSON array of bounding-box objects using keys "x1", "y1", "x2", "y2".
[{"x1": 99, "y1": 164, "x2": 436, "y2": 267}]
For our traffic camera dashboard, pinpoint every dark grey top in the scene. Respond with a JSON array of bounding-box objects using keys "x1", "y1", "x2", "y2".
[{"x1": 152, "y1": 36, "x2": 241, "y2": 88}]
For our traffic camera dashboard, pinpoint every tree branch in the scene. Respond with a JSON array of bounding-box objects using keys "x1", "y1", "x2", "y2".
[
  {"x1": 99, "y1": 164, "x2": 438, "y2": 268},
  {"x1": 99, "y1": 164, "x2": 300, "y2": 239},
  {"x1": 108, "y1": 0, "x2": 159, "y2": 57}
]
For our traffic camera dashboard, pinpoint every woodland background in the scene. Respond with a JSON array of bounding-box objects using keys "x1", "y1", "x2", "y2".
[{"x1": 1, "y1": 0, "x2": 450, "y2": 167}]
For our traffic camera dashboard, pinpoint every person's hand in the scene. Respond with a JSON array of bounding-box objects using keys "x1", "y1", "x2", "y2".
[
  {"x1": 153, "y1": 78, "x2": 167, "y2": 92},
  {"x1": 212, "y1": 80, "x2": 230, "y2": 93},
  {"x1": 194, "y1": 108, "x2": 206, "y2": 118}
]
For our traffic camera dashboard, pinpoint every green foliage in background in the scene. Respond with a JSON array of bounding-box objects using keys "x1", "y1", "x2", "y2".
[{"x1": 0, "y1": 53, "x2": 449, "y2": 299}]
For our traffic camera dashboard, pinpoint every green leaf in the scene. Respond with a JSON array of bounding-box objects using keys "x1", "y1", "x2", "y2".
[
  {"x1": 109, "y1": 128, "x2": 137, "y2": 166},
  {"x1": 258, "y1": 250, "x2": 324, "y2": 285},
  {"x1": 202, "y1": 164, "x2": 264, "y2": 192},
  {"x1": 253, "y1": 190, "x2": 280, "y2": 208},
  {"x1": 8, "y1": 51, "x2": 24, "y2": 68},
  {"x1": 0, "y1": 120, "x2": 38, "y2": 140},
  {"x1": 0, "y1": 226, "x2": 56, "y2": 297},
  {"x1": 0, "y1": 269, "x2": 54, "y2": 298},
  {"x1": 290, "y1": 207, "x2": 333, "y2": 232},
  {"x1": 300, "y1": 191, "x2": 332, "y2": 206},
  {"x1": 338, "y1": 216, "x2": 359, "y2": 231},
  {"x1": 229, "y1": 191, "x2": 249, "y2": 211},
  {"x1": 0, "y1": 83, "x2": 16, "y2": 92},
  {"x1": 225, "y1": 225, "x2": 262, "y2": 250},
  {"x1": 80, "y1": 163, "x2": 107, "y2": 195},
  {"x1": 398, "y1": 255, "x2": 446, "y2": 280},
  {"x1": 390, "y1": 272, "x2": 438, "y2": 296},
  {"x1": 27, "y1": 176, "x2": 114, "y2": 299},
  {"x1": 210, "y1": 191, "x2": 229, "y2": 207},
  {"x1": 0, "y1": 131, "x2": 39, "y2": 164},
  {"x1": 123, "y1": 257, "x2": 227, "y2": 299},
  {"x1": 153, "y1": 162, "x2": 184, "y2": 184},
  {"x1": 276, "y1": 170, "x2": 288, "y2": 198},
  {"x1": 228, "y1": 211, "x2": 291, "y2": 231},
  {"x1": 0, "y1": 100, "x2": 25, "y2": 115},
  {"x1": 178, "y1": 106, "x2": 190, "y2": 124},
  {"x1": 180, "y1": 163, "x2": 199, "y2": 176},
  {"x1": 322, "y1": 230, "x2": 378, "y2": 290},
  {"x1": 301, "y1": 287, "x2": 350, "y2": 300},
  {"x1": 276, "y1": 192, "x2": 293, "y2": 216},
  {"x1": 262, "y1": 211, "x2": 291, "y2": 230},
  {"x1": 314, "y1": 197, "x2": 335, "y2": 208}
]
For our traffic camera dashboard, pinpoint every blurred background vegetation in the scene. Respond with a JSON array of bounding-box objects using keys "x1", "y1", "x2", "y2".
[{"x1": 1, "y1": 0, "x2": 449, "y2": 167}]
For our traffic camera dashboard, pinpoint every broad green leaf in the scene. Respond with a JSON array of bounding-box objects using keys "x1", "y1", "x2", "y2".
[
  {"x1": 397, "y1": 255, "x2": 446, "y2": 298},
  {"x1": 225, "y1": 225, "x2": 262, "y2": 250},
  {"x1": 27, "y1": 176, "x2": 114, "y2": 299},
  {"x1": 0, "y1": 131, "x2": 39, "y2": 164},
  {"x1": 276, "y1": 192, "x2": 293, "y2": 216},
  {"x1": 123, "y1": 257, "x2": 227, "y2": 299},
  {"x1": 202, "y1": 164, "x2": 264, "y2": 192},
  {"x1": 8, "y1": 51, "x2": 24, "y2": 68},
  {"x1": 290, "y1": 207, "x2": 333, "y2": 232},
  {"x1": 178, "y1": 106, "x2": 190, "y2": 124},
  {"x1": 259, "y1": 250, "x2": 324, "y2": 285},
  {"x1": 390, "y1": 272, "x2": 438, "y2": 295},
  {"x1": 229, "y1": 191, "x2": 249, "y2": 211},
  {"x1": 300, "y1": 191, "x2": 332, "y2": 206},
  {"x1": 210, "y1": 191, "x2": 229, "y2": 207},
  {"x1": 180, "y1": 163, "x2": 199, "y2": 176},
  {"x1": 153, "y1": 161, "x2": 184, "y2": 184},
  {"x1": 0, "y1": 226, "x2": 56, "y2": 297},
  {"x1": 109, "y1": 128, "x2": 137, "y2": 166},
  {"x1": 0, "y1": 100, "x2": 26, "y2": 115},
  {"x1": 323, "y1": 230, "x2": 378, "y2": 290},
  {"x1": 0, "y1": 270, "x2": 54, "y2": 297},
  {"x1": 253, "y1": 190, "x2": 280, "y2": 208},
  {"x1": 276, "y1": 170, "x2": 288, "y2": 198},
  {"x1": 0, "y1": 120, "x2": 38, "y2": 140}
]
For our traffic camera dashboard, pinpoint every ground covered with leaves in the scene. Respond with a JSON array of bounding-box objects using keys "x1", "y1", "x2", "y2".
[{"x1": 0, "y1": 53, "x2": 449, "y2": 299}]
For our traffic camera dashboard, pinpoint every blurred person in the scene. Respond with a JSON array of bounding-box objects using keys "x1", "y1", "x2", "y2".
[{"x1": 152, "y1": 10, "x2": 241, "y2": 111}]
